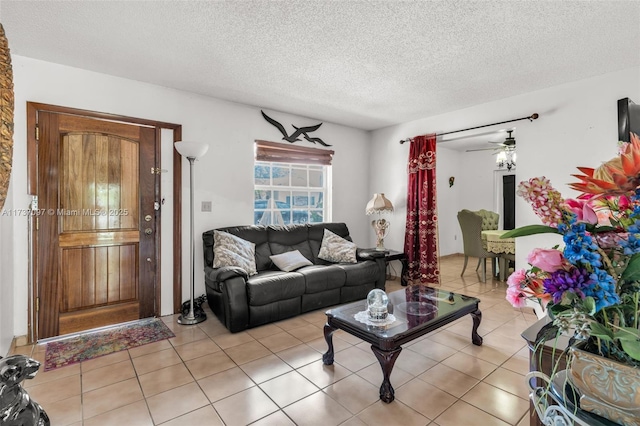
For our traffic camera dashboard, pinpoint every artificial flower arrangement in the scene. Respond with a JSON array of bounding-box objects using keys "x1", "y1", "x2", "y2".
[{"x1": 504, "y1": 133, "x2": 640, "y2": 366}]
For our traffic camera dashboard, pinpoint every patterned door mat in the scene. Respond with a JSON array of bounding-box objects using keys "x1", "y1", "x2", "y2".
[{"x1": 44, "y1": 318, "x2": 175, "y2": 371}]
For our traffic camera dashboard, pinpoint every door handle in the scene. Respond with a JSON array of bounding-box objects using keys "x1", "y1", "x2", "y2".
[{"x1": 144, "y1": 228, "x2": 152, "y2": 235}]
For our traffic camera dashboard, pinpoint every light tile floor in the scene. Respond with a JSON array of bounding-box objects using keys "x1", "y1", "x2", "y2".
[{"x1": 11, "y1": 255, "x2": 540, "y2": 426}]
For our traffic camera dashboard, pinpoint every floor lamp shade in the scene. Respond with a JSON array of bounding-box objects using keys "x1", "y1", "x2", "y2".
[
  {"x1": 175, "y1": 141, "x2": 209, "y2": 159},
  {"x1": 176, "y1": 141, "x2": 209, "y2": 325}
]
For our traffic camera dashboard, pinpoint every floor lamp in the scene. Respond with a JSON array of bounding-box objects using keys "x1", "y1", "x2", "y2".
[{"x1": 175, "y1": 141, "x2": 209, "y2": 325}]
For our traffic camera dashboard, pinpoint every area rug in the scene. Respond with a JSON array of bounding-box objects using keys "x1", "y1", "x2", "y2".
[{"x1": 44, "y1": 318, "x2": 175, "y2": 371}]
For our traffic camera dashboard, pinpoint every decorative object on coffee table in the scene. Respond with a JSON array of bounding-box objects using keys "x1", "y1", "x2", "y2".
[
  {"x1": 0, "y1": 355, "x2": 50, "y2": 426},
  {"x1": 175, "y1": 141, "x2": 209, "y2": 325},
  {"x1": 367, "y1": 289, "x2": 389, "y2": 322},
  {"x1": 366, "y1": 193, "x2": 394, "y2": 251}
]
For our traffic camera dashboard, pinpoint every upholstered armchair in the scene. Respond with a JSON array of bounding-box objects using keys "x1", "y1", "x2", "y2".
[
  {"x1": 475, "y1": 209, "x2": 500, "y2": 231},
  {"x1": 457, "y1": 209, "x2": 499, "y2": 282}
]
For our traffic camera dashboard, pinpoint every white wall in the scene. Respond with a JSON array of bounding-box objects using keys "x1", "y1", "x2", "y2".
[
  {"x1": 1, "y1": 55, "x2": 371, "y2": 351},
  {"x1": 370, "y1": 67, "x2": 640, "y2": 266},
  {"x1": 0, "y1": 184, "x2": 15, "y2": 355}
]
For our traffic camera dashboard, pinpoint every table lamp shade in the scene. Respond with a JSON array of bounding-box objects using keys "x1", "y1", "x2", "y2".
[
  {"x1": 175, "y1": 141, "x2": 209, "y2": 159},
  {"x1": 366, "y1": 193, "x2": 394, "y2": 215}
]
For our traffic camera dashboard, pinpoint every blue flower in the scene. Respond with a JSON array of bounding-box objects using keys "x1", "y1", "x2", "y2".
[{"x1": 586, "y1": 268, "x2": 620, "y2": 311}]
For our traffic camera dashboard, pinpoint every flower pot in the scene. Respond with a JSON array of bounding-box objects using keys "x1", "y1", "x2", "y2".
[{"x1": 568, "y1": 346, "x2": 640, "y2": 426}]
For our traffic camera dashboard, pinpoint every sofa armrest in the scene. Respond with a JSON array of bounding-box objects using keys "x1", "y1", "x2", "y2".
[
  {"x1": 209, "y1": 265, "x2": 249, "y2": 282},
  {"x1": 356, "y1": 248, "x2": 386, "y2": 261},
  {"x1": 355, "y1": 249, "x2": 387, "y2": 290},
  {"x1": 204, "y1": 266, "x2": 250, "y2": 332}
]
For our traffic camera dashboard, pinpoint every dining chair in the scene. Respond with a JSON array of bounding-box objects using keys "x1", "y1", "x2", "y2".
[
  {"x1": 457, "y1": 209, "x2": 499, "y2": 282},
  {"x1": 499, "y1": 252, "x2": 515, "y2": 281},
  {"x1": 475, "y1": 209, "x2": 500, "y2": 231}
]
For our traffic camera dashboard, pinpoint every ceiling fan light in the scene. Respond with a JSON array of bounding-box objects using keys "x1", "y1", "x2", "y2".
[{"x1": 496, "y1": 151, "x2": 507, "y2": 163}]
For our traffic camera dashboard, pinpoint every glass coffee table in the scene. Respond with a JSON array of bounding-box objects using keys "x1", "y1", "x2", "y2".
[{"x1": 323, "y1": 285, "x2": 482, "y2": 403}]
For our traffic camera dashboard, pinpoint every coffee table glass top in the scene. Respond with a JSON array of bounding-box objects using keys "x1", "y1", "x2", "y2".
[{"x1": 326, "y1": 285, "x2": 480, "y2": 339}]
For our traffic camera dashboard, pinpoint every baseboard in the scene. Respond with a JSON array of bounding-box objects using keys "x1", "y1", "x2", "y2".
[
  {"x1": 7, "y1": 334, "x2": 27, "y2": 356},
  {"x1": 439, "y1": 253, "x2": 463, "y2": 259}
]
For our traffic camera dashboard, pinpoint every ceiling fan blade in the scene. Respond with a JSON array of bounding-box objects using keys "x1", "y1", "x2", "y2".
[{"x1": 466, "y1": 147, "x2": 499, "y2": 152}]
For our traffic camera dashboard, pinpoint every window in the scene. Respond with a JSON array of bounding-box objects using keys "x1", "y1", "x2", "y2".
[{"x1": 254, "y1": 140, "x2": 333, "y2": 226}]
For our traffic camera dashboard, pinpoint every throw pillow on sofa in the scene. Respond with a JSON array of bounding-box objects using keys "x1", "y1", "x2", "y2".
[
  {"x1": 270, "y1": 250, "x2": 313, "y2": 272},
  {"x1": 318, "y1": 229, "x2": 357, "y2": 263},
  {"x1": 213, "y1": 230, "x2": 258, "y2": 276}
]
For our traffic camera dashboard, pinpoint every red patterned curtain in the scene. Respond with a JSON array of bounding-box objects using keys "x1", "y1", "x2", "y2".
[{"x1": 403, "y1": 134, "x2": 440, "y2": 285}]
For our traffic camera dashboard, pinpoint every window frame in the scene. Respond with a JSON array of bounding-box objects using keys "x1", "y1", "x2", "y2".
[{"x1": 254, "y1": 140, "x2": 333, "y2": 226}]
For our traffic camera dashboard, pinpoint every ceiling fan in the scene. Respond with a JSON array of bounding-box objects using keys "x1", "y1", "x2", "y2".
[{"x1": 466, "y1": 130, "x2": 516, "y2": 152}]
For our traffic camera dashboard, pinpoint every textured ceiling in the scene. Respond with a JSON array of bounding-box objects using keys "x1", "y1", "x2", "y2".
[{"x1": 1, "y1": 0, "x2": 639, "y2": 136}]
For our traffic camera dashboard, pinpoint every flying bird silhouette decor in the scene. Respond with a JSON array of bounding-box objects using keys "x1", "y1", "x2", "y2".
[{"x1": 261, "y1": 110, "x2": 332, "y2": 146}]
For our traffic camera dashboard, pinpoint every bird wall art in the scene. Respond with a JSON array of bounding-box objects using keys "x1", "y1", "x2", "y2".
[{"x1": 261, "y1": 110, "x2": 331, "y2": 146}]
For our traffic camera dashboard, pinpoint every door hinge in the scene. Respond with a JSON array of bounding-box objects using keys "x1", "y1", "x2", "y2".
[
  {"x1": 35, "y1": 217, "x2": 39, "y2": 230},
  {"x1": 35, "y1": 125, "x2": 39, "y2": 141},
  {"x1": 36, "y1": 297, "x2": 40, "y2": 312},
  {"x1": 150, "y1": 167, "x2": 167, "y2": 175}
]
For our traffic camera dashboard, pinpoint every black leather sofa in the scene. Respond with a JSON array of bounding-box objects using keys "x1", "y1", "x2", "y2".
[{"x1": 203, "y1": 222, "x2": 386, "y2": 332}]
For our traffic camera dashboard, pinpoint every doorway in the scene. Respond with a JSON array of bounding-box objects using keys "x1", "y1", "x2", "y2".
[
  {"x1": 493, "y1": 170, "x2": 516, "y2": 230},
  {"x1": 502, "y1": 175, "x2": 516, "y2": 230},
  {"x1": 27, "y1": 103, "x2": 183, "y2": 341}
]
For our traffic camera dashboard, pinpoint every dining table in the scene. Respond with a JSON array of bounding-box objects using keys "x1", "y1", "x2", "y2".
[{"x1": 481, "y1": 230, "x2": 515, "y2": 281}]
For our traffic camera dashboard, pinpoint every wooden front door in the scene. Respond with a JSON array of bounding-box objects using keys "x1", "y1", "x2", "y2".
[{"x1": 37, "y1": 112, "x2": 158, "y2": 339}]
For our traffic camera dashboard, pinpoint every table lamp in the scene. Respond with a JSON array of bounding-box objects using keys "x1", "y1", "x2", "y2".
[{"x1": 366, "y1": 193, "x2": 394, "y2": 251}]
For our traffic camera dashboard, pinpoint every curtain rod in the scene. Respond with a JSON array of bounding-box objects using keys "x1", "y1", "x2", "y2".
[{"x1": 399, "y1": 113, "x2": 539, "y2": 144}]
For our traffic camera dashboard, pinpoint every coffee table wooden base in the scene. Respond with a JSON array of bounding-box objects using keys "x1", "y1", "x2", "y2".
[
  {"x1": 371, "y1": 346, "x2": 402, "y2": 403},
  {"x1": 323, "y1": 318, "x2": 482, "y2": 403},
  {"x1": 471, "y1": 309, "x2": 483, "y2": 346},
  {"x1": 322, "y1": 287, "x2": 483, "y2": 404}
]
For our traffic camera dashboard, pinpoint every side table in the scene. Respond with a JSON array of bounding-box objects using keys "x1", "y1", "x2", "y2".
[{"x1": 362, "y1": 248, "x2": 409, "y2": 286}]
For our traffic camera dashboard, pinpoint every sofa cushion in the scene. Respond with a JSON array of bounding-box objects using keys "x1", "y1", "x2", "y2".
[
  {"x1": 297, "y1": 265, "x2": 346, "y2": 293},
  {"x1": 268, "y1": 225, "x2": 314, "y2": 260},
  {"x1": 213, "y1": 230, "x2": 258, "y2": 276},
  {"x1": 308, "y1": 223, "x2": 351, "y2": 260},
  {"x1": 335, "y1": 261, "x2": 380, "y2": 286},
  {"x1": 318, "y1": 229, "x2": 357, "y2": 263},
  {"x1": 270, "y1": 250, "x2": 313, "y2": 272},
  {"x1": 246, "y1": 271, "x2": 306, "y2": 306},
  {"x1": 216, "y1": 226, "x2": 272, "y2": 271}
]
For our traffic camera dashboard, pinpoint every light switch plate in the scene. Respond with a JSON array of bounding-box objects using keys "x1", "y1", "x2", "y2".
[{"x1": 201, "y1": 201, "x2": 212, "y2": 212}]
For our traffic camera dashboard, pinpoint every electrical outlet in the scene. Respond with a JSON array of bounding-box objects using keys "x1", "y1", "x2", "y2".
[{"x1": 201, "y1": 201, "x2": 212, "y2": 212}]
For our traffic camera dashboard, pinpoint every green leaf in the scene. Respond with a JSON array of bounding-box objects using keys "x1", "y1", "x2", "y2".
[
  {"x1": 619, "y1": 339, "x2": 640, "y2": 361},
  {"x1": 534, "y1": 322, "x2": 560, "y2": 345},
  {"x1": 582, "y1": 297, "x2": 596, "y2": 315},
  {"x1": 500, "y1": 225, "x2": 561, "y2": 239},
  {"x1": 590, "y1": 226, "x2": 618, "y2": 234},
  {"x1": 614, "y1": 326, "x2": 640, "y2": 341},
  {"x1": 621, "y1": 253, "x2": 640, "y2": 282},
  {"x1": 548, "y1": 304, "x2": 572, "y2": 319},
  {"x1": 589, "y1": 322, "x2": 614, "y2": 340}
]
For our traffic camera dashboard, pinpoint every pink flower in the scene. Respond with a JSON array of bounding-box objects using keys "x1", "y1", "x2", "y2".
[
  {"x1": 506, "y1": 285, "x2": 527, "y2": 308},
  {"x1": 507, "y1": 268, "x2": 528, "y2": 289},
  {"x1": 595, "y1": 231, "x2": 628, "y2": 249},
  {"x1": 517, "y1": 177, "x2": 565, "y2": 227},
  {"x1": 527, "y1": 248, "x2": 565, "y2": 273},
  {"x1": 564, "y1": 199, "x2": 598, "y2": 224},
  {"x1": 618, "y1": 195, "x2": 631, "y2": 210},
  {"x1": 506, "y1": 268, "x2": 552, "y2": 309}
]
